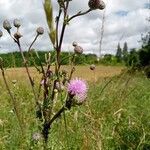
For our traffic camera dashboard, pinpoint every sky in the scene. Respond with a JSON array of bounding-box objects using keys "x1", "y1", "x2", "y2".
[{"x1": 0, "y1": 0, "x2": 149, "y2": 55}]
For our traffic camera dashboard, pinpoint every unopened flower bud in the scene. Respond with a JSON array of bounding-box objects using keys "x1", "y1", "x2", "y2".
[
  {"x1": 88, "y1": 0, "x2": 105, "y2": 10},
  {"x1": 14, "y1": 32, "x2": 22, "y2": 40},
  {"x1": 90, "y1": 64, "x2": 96, "y2": 70},
  {"x1": 99, "y1": 1, "x2": 105, "y2": 10},
  {"x1": 36, "y1": 27, "x2": 44, "y2": 35},
  {"x1": 74, "y1": 46, "x2": 83, "y2": 54},
  {"x1": 3, "y1": 20, "x2": 12, "y2": 32},
  {"x1": 0, "y1": 30, "x2": 3, "y2": 37},
  {"x1": 46, "y1": 69, "x2": 53, "y2": 78},
  {"x1": 72, "y1": 41, "x2": 78, "y2": 47},
  {"x1": 55, "y1": 82, "x2": 64, "y2": 91},
  {"x1": 13, "y1": 19, "x2": 21, "y2": 28}
]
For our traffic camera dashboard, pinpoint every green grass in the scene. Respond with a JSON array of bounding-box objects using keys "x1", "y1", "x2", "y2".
[{"x1": 0, "y1": 71, "x2": 150, "y2": 149}]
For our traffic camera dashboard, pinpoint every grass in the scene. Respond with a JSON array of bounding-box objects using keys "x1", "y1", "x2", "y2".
[{"x1": 0, "y1": 66, "x2": 150, "y2": 149}]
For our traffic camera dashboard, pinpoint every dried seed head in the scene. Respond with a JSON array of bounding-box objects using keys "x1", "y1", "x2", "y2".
[
  {"x1": 74, "y1": 45, "x2": 83, "y2": 54},
  {"x1": 3, "y1": 20, "x2": 12, "y2": 31},
  {"x1": 36, "y1": 27, "x2": 44, "y2": 35},
  {"x1": 14, "y1": 32, "x2": 22, "y2": 40},
  {"x1": 0, "y1": 30, "x2": 3, "y2": 37},
  {"x1": 72, "y1": 41, "x2": 78, "y2": 47},
  {"x1": 90, "y1": 64, "x2": 96, "y2": 70},
  {"x1": 88, "y1": 0, "x2": 105, "y2": 10},
  {"x1": 13, "y1": 19, "x2": 21, "y2": 28}
]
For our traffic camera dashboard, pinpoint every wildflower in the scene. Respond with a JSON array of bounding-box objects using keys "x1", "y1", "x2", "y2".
[{"x1": 67, "y1": 78, "x2": 88, "y2": 102}]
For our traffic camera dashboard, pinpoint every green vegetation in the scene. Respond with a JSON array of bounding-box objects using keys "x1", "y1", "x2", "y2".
[
  {"x1": 0, "y1": 51, "x2": 97, "y2": 68},
  {"x1": 0, "y1": 71, "x2": 150, "y2": 149}
]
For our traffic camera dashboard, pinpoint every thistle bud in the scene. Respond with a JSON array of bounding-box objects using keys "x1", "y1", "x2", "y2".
[
  {"x1": 90, "y1": 64, "x2": 96, "y2": 70},
  {"x1": 3, "y1": 20, "x2": 12, "y2": 32},
  {"x1": 36, "y1": 27, "x2": 44, "y2": 35},
  {"x1": 14, "y1": 32, "x2": 22, "y2": 40},
  {"x1": 99, "y1": 1, "x2": 105, "y2": 10},
  {"x1": 88, "y1": 0, "x2": 105, "y2": 10},
  {"x1": 72, "y1": 41, "x2": 78, "y2": 47},
  {"x1": 0, "y1": 30, "x2": 3, "y2": 37},
  {"x1": 74, "y1": 45, "x2": 83, "y2": 54},
  {"x1": 13, "y1": 19, "x2": 21, "y2": 28},
  {"x1": 55, "y1": 82, "x2": 64, "y2": 91}
]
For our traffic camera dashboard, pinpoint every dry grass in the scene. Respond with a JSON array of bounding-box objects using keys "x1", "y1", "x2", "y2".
[{"x1": 3, "y1": 65, "x2": 124, "y2": 82}]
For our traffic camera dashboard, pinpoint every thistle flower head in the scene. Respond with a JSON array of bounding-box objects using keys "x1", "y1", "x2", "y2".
[{"x1": 67, "y1": 78, "x2": 88, "y2": 102}]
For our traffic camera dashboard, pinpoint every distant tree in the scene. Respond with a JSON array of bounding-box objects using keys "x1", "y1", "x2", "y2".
[
  {"x1": 138, "y1": 32, "x2": 150, "y2": 68},
  {"x1": 122, "y1": 42, "x2": 128, "y2": 62},
  {"x1": 126, "y1": 48, "x2": 139, "y2": 67},
  {"x1": 116, "y1": 43, "x2": 122, "y2": 62}
]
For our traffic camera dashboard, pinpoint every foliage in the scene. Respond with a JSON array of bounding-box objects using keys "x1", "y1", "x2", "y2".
[
  {"x1": 116, "y1": 43, "x2": 122, "y2": 62},
  {"x1": 125, "y1": 31, "x2": 150, "y2": 77},
  {"x1": 0, "y1": 72, "x2": 150, "y2": 149},
  {"x1": 0, "y1": 51, "x2": 98, "y2": 67}
]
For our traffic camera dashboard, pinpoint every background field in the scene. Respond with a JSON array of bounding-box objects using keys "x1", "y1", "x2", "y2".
[{"x1": 0, "y1": 66, "x2": 150, "y2": 150}]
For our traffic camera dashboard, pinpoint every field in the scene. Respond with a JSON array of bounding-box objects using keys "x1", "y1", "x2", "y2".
[{"x1": 0, "y1": 66, "x2": 150, "y2": 149}]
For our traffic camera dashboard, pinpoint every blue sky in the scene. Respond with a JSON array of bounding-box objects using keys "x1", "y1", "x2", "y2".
[{"x1": 0, "y1": 0, "x2": 149, "y2": 56}]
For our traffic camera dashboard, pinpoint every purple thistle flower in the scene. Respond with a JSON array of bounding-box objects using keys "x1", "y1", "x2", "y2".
[{"x1": 67, "y1": 78, "x2": 88, "y2": 102}]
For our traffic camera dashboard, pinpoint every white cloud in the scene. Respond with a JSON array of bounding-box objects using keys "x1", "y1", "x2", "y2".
[{"x1": 0, "y1": 0, "x2": 149, "y2": 55}]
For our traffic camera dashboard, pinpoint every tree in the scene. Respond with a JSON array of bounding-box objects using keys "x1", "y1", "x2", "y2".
[
  {"x1": 122, "y1": 42, "x2": 128, "y2": 63},
  {"x1": 116, "y1": 42, "x2": 122, "y2": 62}
]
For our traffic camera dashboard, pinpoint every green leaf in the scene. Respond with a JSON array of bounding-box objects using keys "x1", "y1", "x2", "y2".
[
  {"x1": 43, "y1": 0, "x2": 56, "y2": 45},
  {"x1": 49, "y1": 29, "x2": 56, "y2": 46}
]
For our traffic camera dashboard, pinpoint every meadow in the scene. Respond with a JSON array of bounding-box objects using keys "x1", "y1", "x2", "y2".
[{"x1": 0, "y1": 66, "x2": 150, "y2": 149}]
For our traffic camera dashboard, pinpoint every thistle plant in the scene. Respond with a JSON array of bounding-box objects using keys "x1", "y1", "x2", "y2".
[{"x1": 0, "y1": 0, "x2": 105, "y2": 149}]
